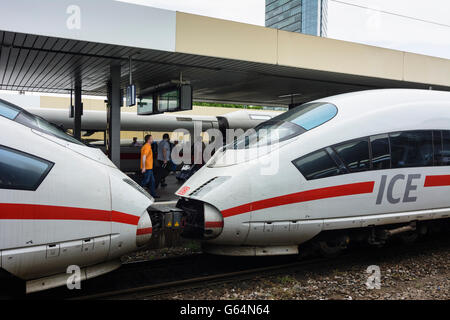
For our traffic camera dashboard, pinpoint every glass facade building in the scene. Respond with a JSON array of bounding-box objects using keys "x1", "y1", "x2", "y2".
[{"x1": 265, "y1": 0, "x2": 328, "y2": 37}]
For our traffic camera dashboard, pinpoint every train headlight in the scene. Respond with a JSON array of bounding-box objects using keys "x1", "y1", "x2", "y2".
[
  {"x1": 188, "y1": 176, "x2": 231, "y2": 198},
  {"x1": 122, "y1": 178, "x2": 153, "y2": 201}
]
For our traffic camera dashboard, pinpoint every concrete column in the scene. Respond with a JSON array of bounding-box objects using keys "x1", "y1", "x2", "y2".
[
  {"x1": 108, "y1": 63, "x2": 121, "y2": 168},
  {"x1": 73, "y1": 82, "x2": 82, "y2": 140}
]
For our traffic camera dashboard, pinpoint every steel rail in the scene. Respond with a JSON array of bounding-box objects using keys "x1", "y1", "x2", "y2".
[{"x1": 70, "y1": 257, "x2": 329, "y2": 300}]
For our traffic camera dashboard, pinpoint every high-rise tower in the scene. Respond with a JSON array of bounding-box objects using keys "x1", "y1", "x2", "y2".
[{"x1": 265, "y1": 0, "x2": 328, "y2": 37}]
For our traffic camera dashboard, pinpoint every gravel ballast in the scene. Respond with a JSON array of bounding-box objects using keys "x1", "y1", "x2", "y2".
[{"x1": 152, "y1": 239, "x2": 449, "y2": 300}]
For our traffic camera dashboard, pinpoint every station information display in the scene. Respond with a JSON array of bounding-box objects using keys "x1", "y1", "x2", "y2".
[
  {"x1": 126, "y1": 85, "x2": 136, "y2": 107},
  {"x1": 138, "y1": 84, "x2": 192, "y2": 115}
]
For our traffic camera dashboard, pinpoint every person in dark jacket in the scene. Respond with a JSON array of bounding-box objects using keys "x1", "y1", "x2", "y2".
[{"x1": 157, "y1": 133, "x2": 171, "y2": 187}]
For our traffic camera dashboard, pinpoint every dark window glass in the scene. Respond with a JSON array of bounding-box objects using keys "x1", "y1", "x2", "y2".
[
  {"x1": 441, "y1": 131, "x2": 450, "y2": 165},
  {"x1": 370, "y1": 134, "x2": 391, "y2": 170},
  {"x1": 390, "y1": 131, "x2": 433, "y2": 168},
  {"x1": 293, "y1": 150, "x2": 340, "y2": 180},
  {"x1": 326, "y1": 147, "x2": 349, "y2": 174},
  {"x1": 14, "y1": 112, "x2": 83, "y2": 145},
  {"x1": 433, "y1": 131, "x2": 444, "y2": 165},
  {"x1": 1, "y1": 98, "x2": 83, "y2": 146},
  {"x1": 0, "y1": 146, "x2": 53, "y2": 191},
  {"x1": 334, "y1": 138, "x2": 370, "y2": 172}
]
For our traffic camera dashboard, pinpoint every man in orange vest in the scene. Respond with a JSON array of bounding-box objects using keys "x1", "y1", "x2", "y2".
[{"x1": 140, "y1": 134, "x2": 159, "y2": 198}]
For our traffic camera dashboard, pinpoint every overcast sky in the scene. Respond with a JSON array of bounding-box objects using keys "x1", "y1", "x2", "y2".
[{"x1": 118, "y1": 0, "x2": 450, "y2": 60}]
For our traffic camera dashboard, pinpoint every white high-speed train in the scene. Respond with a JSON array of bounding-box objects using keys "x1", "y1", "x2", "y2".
[
  {"x1": 25, "y1": 107, "x2": 281, "y2": 172},
  {"x1": 0, "y1": 98, "x2": 154, "y2": 293},
  {"x1": 26, "y1": 107, "x2": 280, "y2": 133},
  {"x1": 175, "y1": 89, "x2": 450, "y2": 256}
]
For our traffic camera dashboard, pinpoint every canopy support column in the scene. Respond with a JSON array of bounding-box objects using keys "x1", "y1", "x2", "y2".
[
  {"x1": 73, "y1": 82, "x2": 82, "y2": 140},
  {"x1": 107, "y1": 63, "x2": 122, "y2": 168}
]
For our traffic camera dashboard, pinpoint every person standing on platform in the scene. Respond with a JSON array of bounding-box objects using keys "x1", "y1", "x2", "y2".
[
  {"x1": 157, "y1": 133, "x2": 171, "y2": 187},
  {"x1": 140, "y1": 134, "x2": 159, "y2": 199},
  {"x1": 130, "y1": 137, "x2": 141, "y2": 147}
]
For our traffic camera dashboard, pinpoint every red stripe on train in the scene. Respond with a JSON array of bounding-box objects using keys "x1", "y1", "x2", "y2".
[
  {"x1": 221, "y1": 181, "x2": 375, "y2": 218},
  {"x1": 121, "y1": 153, "x2": 141, "y2": 160},
  {"x1": 136, "y1": 227, "x2": 153, "y2": 235},
  {"x1": 111, "y1": 210, "x2": 140, "y2": 225},
  {"x1": 205, "y1": 221, "x2": 224, "y2": 228},
  {"x1": 0, "y1": 203, "x2": 140, "y2": 226},
  {"x1": 424, "y1": 175, "x2": 450, "y2": 187}
]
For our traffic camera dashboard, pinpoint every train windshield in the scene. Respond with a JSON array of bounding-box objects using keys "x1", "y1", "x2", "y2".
[
  {"x1": 0, "y1": 99, "x2": 84, "y2": 146},
  {"x1": 227, "y1": 102, "x2": 337, "y2": 149},
  {"x1": 276, "y1": 102, "x2": 338, "y2": 130}
]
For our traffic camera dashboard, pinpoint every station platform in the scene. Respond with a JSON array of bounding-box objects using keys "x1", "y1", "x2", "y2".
[{"x1": 128, "y1": 171, "x2": 184, "y2": 204}]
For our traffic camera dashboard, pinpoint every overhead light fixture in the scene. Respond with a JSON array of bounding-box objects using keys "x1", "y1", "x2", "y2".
[{"x1": 278, "y1": 93, "x2": 302, "y2": 98}]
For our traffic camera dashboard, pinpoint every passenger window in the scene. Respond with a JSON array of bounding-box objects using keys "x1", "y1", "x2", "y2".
[
  {"x1": 334, "y1": 138, "x2": 370, "y2": 172},
  {"x1": 441, "y1": 131, "x2": 450, "y2": 165},
  {"x1": 0, "y1": 146, "x2": 53, "y2": 191},
  {"x1": 326, "y1": 147, "x2": 349, "y2": 174},
  {"x1": 293, "y1": 150, "x2": 341, "y2": 180},
  {"x1": 433, "y1": 131, "x2": 444, "y2": 165},
  {"x1": 390, "y1": 131, "x2": 433, "y2": 168},
  {"x1": 370, "y1": 134, "x2": 391, "y2": 170}
]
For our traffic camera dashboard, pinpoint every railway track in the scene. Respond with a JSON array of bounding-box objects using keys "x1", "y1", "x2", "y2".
[
  {"x1": 21, "y1": 232, "x2": 448, "y2": 300},
  {"x1": 26, "y1": 252, "x2": 306, "y2": 300},
  {"x1": 72, "y1": 257, "x2": 330, "y2": 300}
]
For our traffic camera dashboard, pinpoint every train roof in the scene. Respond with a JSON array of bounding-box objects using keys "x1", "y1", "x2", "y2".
[
  {"x1": 312, "y1": 89, "x2": 450, "y2": 110},
  {"x1": 286, "y1": 89, "x2": 450, "y2": 157}
]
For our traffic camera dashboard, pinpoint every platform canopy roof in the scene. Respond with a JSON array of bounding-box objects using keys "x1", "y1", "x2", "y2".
[{"x1": 1, "y1": 0, "x2": 449, "y2": 107}]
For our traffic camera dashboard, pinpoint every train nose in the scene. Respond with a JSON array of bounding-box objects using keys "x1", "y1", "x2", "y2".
[
  {"x1": 177, "y1": 199, "x2": 224, "y2": 240},
  {"x1": 136, "y1": 210, "x2": 153, "y2": 247},
  {"x1": 204, "y1": 203, "x2": 224, "y2": 239}
]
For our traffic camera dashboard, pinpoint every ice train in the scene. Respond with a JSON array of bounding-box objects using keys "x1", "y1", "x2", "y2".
[
  {"x1": 176, "y1": 89, "x2": 450, "y2": 256},
  {"x1": 0, "y1": 98, "x2": 154, "y2": 293}
]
